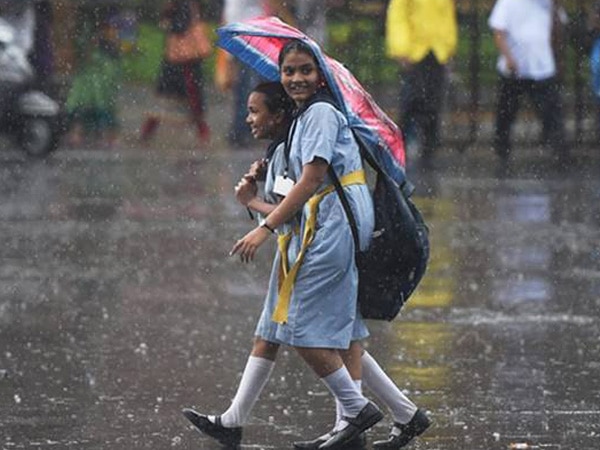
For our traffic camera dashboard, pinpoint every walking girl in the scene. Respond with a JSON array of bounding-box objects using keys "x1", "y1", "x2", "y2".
[
  {"x1": 182, "y1": 42, "x2": 431, "y2": 450},
  {"x1": 182, "y1": 80, "x2": 374, "y2": 448},
  {"x1": 231, "y1": 39, "x2": 381, "y2": 449}
]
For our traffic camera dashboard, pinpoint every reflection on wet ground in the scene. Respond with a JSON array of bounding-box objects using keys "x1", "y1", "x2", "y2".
[{"x1": 0, "y1": 145, "x2": 599, "y2": 449}]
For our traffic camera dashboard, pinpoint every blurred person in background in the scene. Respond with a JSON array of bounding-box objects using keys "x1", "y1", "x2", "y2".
[
  {"x1": 385, "y1": 0, "x2": 458, "y2": 164},
  {"x1": 64, "y1": 6, "x2": 122, "y2": 149},
  {"x1": 140, "y1": 0, "x2": 212, "y2": 147},
  {"x1": 488, "y1": 0, "x2": 568, "y2": 163},
  {"x1": 294, "y1": 0, "x2": 328, "y2": 46},
  {"x1": 293, "y1": 0, "x2": 344, "y2": 47}
]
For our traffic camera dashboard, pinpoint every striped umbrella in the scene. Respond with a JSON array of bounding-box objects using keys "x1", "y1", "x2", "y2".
[{"x1": 216, "y1": 16, "x2": 407, "y2": 184}]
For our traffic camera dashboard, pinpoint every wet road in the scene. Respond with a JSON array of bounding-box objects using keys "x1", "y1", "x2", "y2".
[{"x1": 0, "y1": 142, "x2": 599, "y2": 450}]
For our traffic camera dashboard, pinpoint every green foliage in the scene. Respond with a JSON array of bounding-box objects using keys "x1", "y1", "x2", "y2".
[
  {"x1": 327, "y1": 20, "x2": 397, "y2": 89},
  {"x1": 121, "y1": 23, "x2": 165, "y2": 83},
  {"x1": 454, "y1": 19, "x2": 498, "y2": 87}
]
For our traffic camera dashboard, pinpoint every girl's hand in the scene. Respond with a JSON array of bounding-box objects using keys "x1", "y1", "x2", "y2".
[
  {"x1": 230, "y1": 226, "x2": 271, "y2": 263},
  {"x1": 235, "y1": 178, "x2": 258, "y2": 206},
  {"x1": 248, "y1": 159, "x2": 267, "y2": 182}
]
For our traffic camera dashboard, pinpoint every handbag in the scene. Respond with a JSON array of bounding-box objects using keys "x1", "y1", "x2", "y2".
[{"x1": 166, "y1": 21, "x2": 212, "y2": 63}]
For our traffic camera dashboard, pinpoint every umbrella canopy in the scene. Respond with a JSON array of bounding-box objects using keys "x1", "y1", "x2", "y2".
[{"x1": 216, "y1": 16, "x2": 407, "y2": 184}]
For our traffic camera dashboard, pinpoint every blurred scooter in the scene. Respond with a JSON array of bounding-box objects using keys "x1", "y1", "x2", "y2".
[{"x1": 0, "y1": 16, "x2": 60, "y2": 156}]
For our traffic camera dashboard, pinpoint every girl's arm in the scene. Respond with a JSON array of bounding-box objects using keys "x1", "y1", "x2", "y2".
[
  {"x1": 230, "y1": 158, "x2": 328, "y2": 262},
  {"x1": 235, "y1": 178, "x2": 277, "y2": 216},
  {"x1": 246, "y1": 197, "x2": 277, "y2": 217},
  {"x1": 264, "y1": 158, "x2": 327, "y2": 228}
]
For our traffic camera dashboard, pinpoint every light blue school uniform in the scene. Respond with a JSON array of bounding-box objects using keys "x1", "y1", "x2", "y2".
[
  {"x1": 254, "y1": 140, "x2": 293, "y2": 343},
  {"x1": 254, "y1": 102, "x2": 374, "y2": 349}
]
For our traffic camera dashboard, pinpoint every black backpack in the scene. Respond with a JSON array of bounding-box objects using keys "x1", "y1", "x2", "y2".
[
  {"x1": 350, "y1": 137, "x2": 429, "y2": 320},
  {"x1": 287, "y1": 94, "x2": 430, "y2": 321}
]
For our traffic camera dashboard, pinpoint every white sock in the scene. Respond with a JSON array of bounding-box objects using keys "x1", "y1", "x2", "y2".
[
  {"x1": 321, "y1": 366, "x2": 368, "y2": 421},
  {"x1": 333, "y1": 379, "x2": 362, "y2": 432},
  {"x1": 219, "y1": 356, "x2": 275, "y2": 427},
  {"x1": 361, "y1": 351, "x2": 417, "y2": 424}
]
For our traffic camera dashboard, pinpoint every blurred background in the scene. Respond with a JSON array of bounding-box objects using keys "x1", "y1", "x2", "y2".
[{"x1": 8, "y1": 0, "x2": 597, "y2": 153}]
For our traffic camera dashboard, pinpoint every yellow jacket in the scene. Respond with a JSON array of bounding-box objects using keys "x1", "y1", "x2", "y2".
[{"x1": 385, "y1": 0, "x2": 458, "y2": 64}]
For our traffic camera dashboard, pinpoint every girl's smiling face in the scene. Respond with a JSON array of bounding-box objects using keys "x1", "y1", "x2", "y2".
[
  {"x1": 246, "y1": 91, "x2": 280, "y2": 140},
  {"x1": 280, "y1": 50, "x2": 320, "y2": 107}
]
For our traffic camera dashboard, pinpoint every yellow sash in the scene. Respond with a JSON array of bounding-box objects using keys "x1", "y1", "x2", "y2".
[{"x1": 271, "y1": 169, "x2": 366, "y2": 324}]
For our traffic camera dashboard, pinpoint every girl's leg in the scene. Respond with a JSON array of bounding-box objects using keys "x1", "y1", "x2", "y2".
[
  {"x1": 217, "y1": 338, "x2": 278, "y2": 427},
  {"x1": 340, "y1": 341, "x2": 362, "y2": 380},
  {"x1": 300, "y1": 342, "x2": 419, "y2": 429},
  {"x1": 296, "y1": 347, "x2": 368, "y2": 417},
  {"x1": 250, "y1": 337, "x2": 279, "y2": 360},
  {"x1": 295, "y1": 347, "x2": 382, "y2": 449},
  {"x1": 293, "y1": 343, "x2": 365, "y2": 449},
  {"x1": 362, "y1": 351, "x2": 431, "y2": 449},
  {"x1": 361, "y1": 350, "x2": 417, "y2": 424},
  {"x1": 336, "y1": 341, "x2": 363, "y2": 425},
  {"x1": 182, "y1": 338, "x2": 279, "y2": 446}
]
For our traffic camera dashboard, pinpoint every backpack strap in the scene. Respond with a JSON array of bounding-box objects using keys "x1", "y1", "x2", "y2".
[
  {"x1": 352, "y1": 129, "x2": 414, "y2": 196},
  {"x1": 283, "y1": 90, "x2": 338, "y2": 174},
  {"x1": 265, "y1": 135, "x2": 285, "y2": 162},
  {"x1": 331, "y1": 130, "x2": 415, "y2": 253},
  {"x1": 283, "y1": 93, "x2": 362, "y2": 249},
  {"x1": 282, "y1": 93, "x2": 416, "y2": 252},
  {"x1": 283, "y1": 118, "x2": 299, "y2": 177},
  {"x1": 327, "y1": 165, "x2": 360, "y2": 248}
]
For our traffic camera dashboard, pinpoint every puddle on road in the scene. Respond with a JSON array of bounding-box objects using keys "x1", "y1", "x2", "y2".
[{"x1": 1, "y1": 149, "x2": 599, "y2": 449}]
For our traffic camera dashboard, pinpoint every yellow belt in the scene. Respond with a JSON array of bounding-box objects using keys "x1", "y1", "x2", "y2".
[{"x1": 271, "y1": 169, "x2": 366, "y2": 324}]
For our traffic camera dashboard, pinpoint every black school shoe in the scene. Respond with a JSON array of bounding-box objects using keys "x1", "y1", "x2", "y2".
[
  {"x1": 181, "y1": 408, "x2": 242, "y2": 447},
  {"x1": 372, "y1": 409, "x2": 431, "y2": 449},
  {"x1": 293, "y1": 431, "x2": 366, "y2": 449},
  {"x1": 317, "y1": 401, "x2": 383, "y2": 449}
]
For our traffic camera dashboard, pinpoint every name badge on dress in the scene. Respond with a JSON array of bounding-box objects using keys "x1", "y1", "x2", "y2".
[{"x1": 273, "y1": 175, "x2": 295, "y2": 197}]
